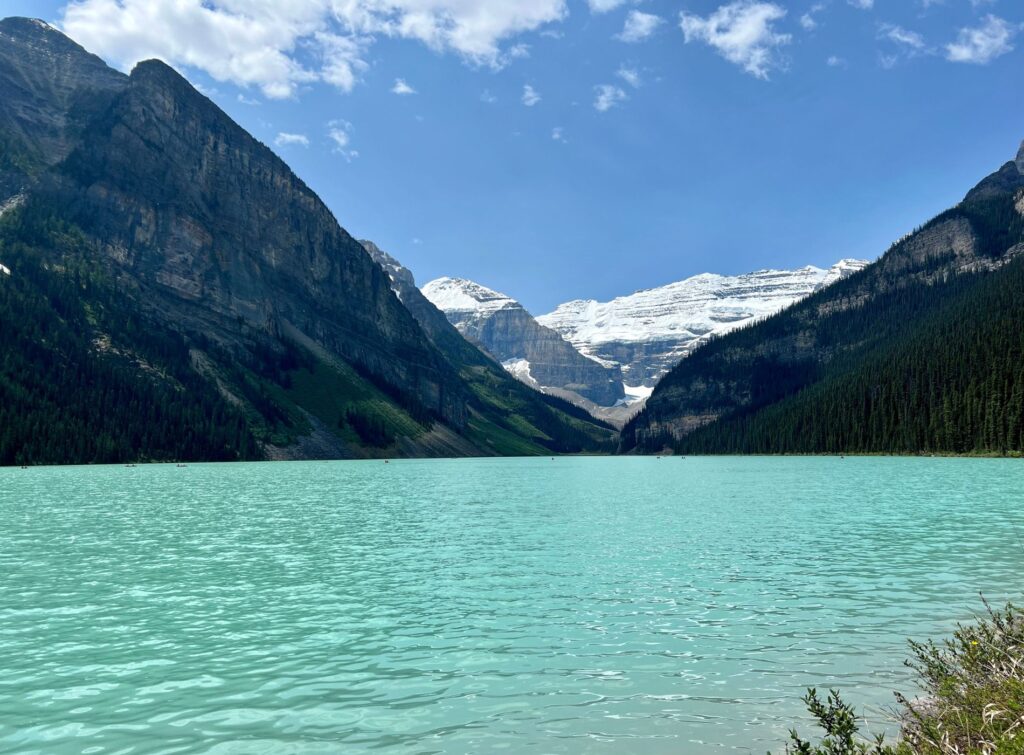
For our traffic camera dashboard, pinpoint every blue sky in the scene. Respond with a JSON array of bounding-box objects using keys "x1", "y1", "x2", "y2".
[{"x1": 5, "y1": 0, "x2": 1023, "y2": 313}]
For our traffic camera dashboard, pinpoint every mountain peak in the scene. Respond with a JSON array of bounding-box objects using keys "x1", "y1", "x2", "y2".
[
  {"x1": 129, "y1": 58, "x2": 200, "y2": 95},
  {"x1": 0, "y1": 16, "x2": 110, "y2": 66},
  {"x1": 538, "y1": 259, "x2": 869, "y2": 386},
  {"x1": 360, "y1": 240, "x2": 416, "y2": 289},
  {"x1": 1016, "y1": 140, "x2": 1024, "y2": 174},
  {"x1": 421, "y1": 277, "x2": 520, "y2": 316},
  {"x1": 0, "y1": 17, "x2": 62, "y2": 37}
]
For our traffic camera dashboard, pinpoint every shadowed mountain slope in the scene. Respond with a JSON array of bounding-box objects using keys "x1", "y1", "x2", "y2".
[
  {"x1": 0, "y1": 18, "x2": 614, "y2": 463},
  {"x1": 622, "y1": 142, "x2": 1024, "y2": 455}
]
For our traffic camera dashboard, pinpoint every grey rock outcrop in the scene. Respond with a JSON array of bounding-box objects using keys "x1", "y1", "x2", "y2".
[
  {"x1": 0, "y1": 17, "x2": 126, "y2": 199},
  {"x1": 45, "y1": 57, "x2": 469, "y2": 426},
  {"x1": 422, "y1": 277, "x2": 625, "y2": 406}
]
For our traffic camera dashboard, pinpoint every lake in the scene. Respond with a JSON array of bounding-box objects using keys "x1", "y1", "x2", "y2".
[{"x1": 1, "y1": 457, "x2": 1022, "y2": 753}]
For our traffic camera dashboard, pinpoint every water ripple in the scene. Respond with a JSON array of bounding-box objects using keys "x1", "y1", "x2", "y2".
[{"x1": 1, "y1": 457, "x2": 1022, "y2": 754}]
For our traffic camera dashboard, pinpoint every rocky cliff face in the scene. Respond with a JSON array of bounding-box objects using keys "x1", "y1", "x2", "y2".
[
  {"x1": 0, "y1": 17, "x2": 616, "y2": 461},
  {"x1": 0, "y1": 17, "x2": 126, "y2": 199},
  {"x1": 361, "y1": 241, "x2": 503, "y2": 365},
  {"x1": 422, "y1": 277, "x2": 625, "y2": 406},
  {"x1": 361, "y1": 241, "x2": 618, "y2": 450},
  {"x1": 538, "y1": 260, "x2": 869, "y2": 387},
  {"x1": 44, "y1": 57, "x2": 468, "y2": 427},
  {"x1": 623, "y1": 145, "x2": 1024, "y2": 451}
]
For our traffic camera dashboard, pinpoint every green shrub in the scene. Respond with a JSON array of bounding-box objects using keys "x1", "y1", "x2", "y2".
[{"x1": 783, "y1": 599, "x2": 1024, "y2": 755}]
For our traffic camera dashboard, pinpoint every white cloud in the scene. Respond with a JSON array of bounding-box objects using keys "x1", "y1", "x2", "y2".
[
  {"x1": 588, "y1": 0, "x2": 628, "y2": 12},
  {"x1": 594, "y1": 83, "x2": 627, "y2": 111},
  {"x1": 679, "y1": 1, "x2": 791, "y2": 79},
  {"x1": 60, "y1": 0, "x2": 567, "y2": 99},
  {"x1": 848, "y1": 0, "x2": 873, "y2": 9},
  {"x1": 616, "y1": 65, "x2": 641, "y2": 87},
  {"x1": 391, "y1": 78, "x2": 416, "y2": 95},
  {"x1": 618, "y1": 11, "x2": 663, "y2": 42},
  {"x1": 237, "y1": 93, "x2": 261, "y2": 105},
  {"x1": 880, "y1": 24, "x2": 926, "y2": 50},
  {"x1": 945, "y1": 15, "x2": 1016, "y2": 64},
  {"x1": 480, "y1": 88, "x2": 498, "y2": 103},
  {"x1": 275, "y1": 132, "x2": 309, "y2": 147},
  {"x1": 507, "y1": 43, "x2": 531, "y2": 60},
  {"x1": 826, "y1": 55, "x2": 847, "y2": 67},
  {"x1": 800, "y1": 2, "x2": 824, "y2": 31},
  {"x1": 522, "y1": 84, "x2": 541, "y2": 106},
  {"x1": 328, "y1": 119, "x2": 358, "y2": 161},
  {"x1": 552, "y1": 126, "x2": 566, "y2": 141}
]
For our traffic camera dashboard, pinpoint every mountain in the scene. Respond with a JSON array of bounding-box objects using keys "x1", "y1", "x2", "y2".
[
  {"x1": 0, "y1": 18, "x2": 126, "y2": 200},
  {"x1": 0, "y1": 17, "x2": 614, "y2": 464},
  {"x1": 537, "y1": 260, "x2": 869, "y2": 388},
  {"x1": 421, "y1": 276, "x2": 625, "y2": 407},
  {"x1": 359, "y1": 241, "x2": 617, "y2": 453},
  {"x1": 622, "y1": 141, "x2": 1024, "y2": 455}
]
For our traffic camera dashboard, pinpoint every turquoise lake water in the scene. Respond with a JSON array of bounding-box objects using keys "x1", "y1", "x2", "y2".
[{"x1": 1, "y1": 457, "x2": 1023, "y2": 754}]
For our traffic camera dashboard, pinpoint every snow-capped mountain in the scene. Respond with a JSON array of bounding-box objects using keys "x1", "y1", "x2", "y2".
[
  {"x1": 422, "y1": 277, "x2": 625, "y2": 406},
  {"x1": 537, "y1": 259, "x2": 869, "y2": 386}
]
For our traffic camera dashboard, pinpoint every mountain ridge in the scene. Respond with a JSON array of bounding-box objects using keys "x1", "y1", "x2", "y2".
[
  {"x1": 422, "y1": 275, "x2": 626, "y2": 407},
  {"x1": 622, "y1": 140, "x2": 1024, "y2": 455},
  {"x1": 0, "y1": 17, "x2": 615, "y2": 463},
  {"x1": 538, "y1": 259, "x2": 870, "y2": 387}
]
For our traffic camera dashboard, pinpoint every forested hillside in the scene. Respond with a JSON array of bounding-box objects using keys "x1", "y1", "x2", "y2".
[
  {"x1": 622, "y1": 142, "x2": 1024, "y2": 455},
  {"x1": 0, "y1": 17, "x2": 615, "y2": 465}
]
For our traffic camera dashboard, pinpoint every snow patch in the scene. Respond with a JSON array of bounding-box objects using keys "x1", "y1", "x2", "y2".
[
  {"x1": 421, "y1": 277, "x2": 519, "y2": 317},
  {"x1": 501, "y1": 358, "x2": 539, "y2": 388},
  {"x1": 0, "y1": 193, "x2": 26, "y2": 220},
  {"x1": 813, "y1": 258, "x2": 869, "y2": 291},
  {"x1": 613, "y1": 383, "x2": 653, "y2": 409},
  {"x1": 623, "y1": 383, "x2": 653, "y2": 401},
  {"x1": 0, "y1": 263, "x2": 10, "y2": 277},
  {"x1": 538, "y1": 260, "x2": 869, "y2": 372}
]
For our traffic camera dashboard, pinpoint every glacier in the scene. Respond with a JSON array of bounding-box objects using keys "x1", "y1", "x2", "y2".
[{"x1": 537, "y1": 259, "x2": 870, "y2": 387}]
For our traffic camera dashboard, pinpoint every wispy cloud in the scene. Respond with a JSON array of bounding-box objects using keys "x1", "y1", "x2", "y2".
[
  {"x1": 826, "y1": 55, "x2": 847, "y2": 67},
  {"x1": 880, "y1": 23, "x2": 926, "y2": 51},
  {"x1": 945, "y1": 15, "x2": 1016, "y2": 64},
  {"x1": 480, "y1": 89, "x2": 498, "y2": 104},
  {"x1": 618, "y1": 11, "x2": 663, "y2": 42},
  {"x1": 680, "y1": 1, "x2": 791, "y2": 79},
  {"x1": 848, "y1": 0, "x2": 873, "y2": 9},
  {"x1": 616, "y1": 65, "x2": 641, "y2": 87},
  {"x1": 594, "y1": 84, "x2": 628, "y2": 111},
  {"x1": 552, "y1": 126, "x2": 566, "y2": 142},
  {"x1": 522, "y1": 84, "x2": 541, "y2": 106},
  {"x1": 327, "y1": 119, "x2": 358, "y2": 161},
  {"x1": 587, "y1": 0, "x2": 628, "y2": 12},
  {"x1": 799, "y1": 2, "x2": 825, "y2": 30},
  {"x1": 275, "y1": 132, "x2": 309, "y2": 147},
  {"x1": 391, "y1": 78, "x2": 416, "y2": 95}
]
